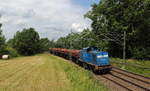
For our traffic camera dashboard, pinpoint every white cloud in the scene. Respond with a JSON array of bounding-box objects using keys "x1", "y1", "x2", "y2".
[
  {"x1": 71, "y1": 23, "x2": 87, "y2": 32},
  {"x1": 0, "y1": 0, "x2": 91, "y2": 40},
  {"x1": 0, "y1": 16, "x2": 10, "y2": 23}
]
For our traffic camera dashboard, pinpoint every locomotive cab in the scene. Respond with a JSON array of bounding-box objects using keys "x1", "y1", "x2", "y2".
[{"x1": 79, "y1": 47, "x2": 111, "y2": 73}]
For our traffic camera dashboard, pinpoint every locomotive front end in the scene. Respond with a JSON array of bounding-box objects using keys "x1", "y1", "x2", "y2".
[
  {"x1": 95, "y1": 51, "x2": 112, "y2": 73},
  {"x1": 96, "y1": 52, "x2": 109, "y2": 66}
]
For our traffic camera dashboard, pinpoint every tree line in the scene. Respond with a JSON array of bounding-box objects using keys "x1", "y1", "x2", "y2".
[
  {"x1": 0, "y1": 24, "x2": 51, "y2": 57},
  {"x1": 0, "y1": 0, "x2": 149, "y2": 59},
  {"x1": 51, "y1": 0, "x2": 150, "y2": 60}
]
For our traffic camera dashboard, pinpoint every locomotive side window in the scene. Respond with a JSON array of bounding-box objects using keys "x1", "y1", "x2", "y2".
[{"x1": 87, "y1": 48, "x2": 92, "y2": 52}]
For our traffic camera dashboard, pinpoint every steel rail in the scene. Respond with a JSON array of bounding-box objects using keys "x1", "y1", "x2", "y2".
[
  {"x1": 100, "y1": 75, "x2": 132, "y2": 91},
  {"x1": 110, "y1": 73, "x2": 150, "y2": 91},
  {"x1": 111, "y1": 69, "x2": 150, "y2": 85},
  {"x1": 112, "y1": 67, "x2": 150, "y2": 79}
]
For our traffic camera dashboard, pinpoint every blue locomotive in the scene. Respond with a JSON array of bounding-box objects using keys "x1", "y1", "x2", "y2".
[{"x1": 79, "y1": 47, "x2": 112, "y2": 73}]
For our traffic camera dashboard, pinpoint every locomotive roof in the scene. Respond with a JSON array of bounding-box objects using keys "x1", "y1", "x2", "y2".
[
  {"x1": 83, "y1": 46, "x2": 98, "y2": 50},
  {"x1": 82, "y1": 47, "x2": 108, "y2": 54}
]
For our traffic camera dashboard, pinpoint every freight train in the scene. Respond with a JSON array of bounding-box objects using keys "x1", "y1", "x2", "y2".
[{"x1": 49, "y1": 47, "x2": 112, "y2": 73}]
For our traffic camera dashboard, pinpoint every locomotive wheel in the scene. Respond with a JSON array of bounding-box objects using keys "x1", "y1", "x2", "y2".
[
  {"x1": 83, "y1": 63, "x2": 88, "y2": 69},
  {"x1": 75, "y1": 60, "x2": 77, "y2": 63},
  {"x1": 91, "y1": 66, "x2": 99, "y2": 74},
  {"x1": 79, "y1": 61, "x2": 83, "y2": 67},
  {"x1": 83, "y1": 63, "x2": 86, "y2": 69},
  {"x1": 76, "y1": 60, "x2": 78, "y2": 64},
  {"x1": 88, "y1": 65, "x2": 93, "y2": 71}
]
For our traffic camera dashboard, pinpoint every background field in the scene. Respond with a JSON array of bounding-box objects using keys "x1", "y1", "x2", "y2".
[{"x1": 0, "y1": 53, "x2": 107, "y2": 91}]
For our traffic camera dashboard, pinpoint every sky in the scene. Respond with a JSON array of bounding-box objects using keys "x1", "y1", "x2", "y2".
[{"x1": 0, "y1": 0, "x2": 99, "y2": 40}]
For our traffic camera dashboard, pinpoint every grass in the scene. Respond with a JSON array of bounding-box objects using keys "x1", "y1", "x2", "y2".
[
  {"x1": 110, "y1": 58, "x2": 150, "y2": 77},
  {"x1": 0, "y1": 53, "x2": 107, "y2": 91}
]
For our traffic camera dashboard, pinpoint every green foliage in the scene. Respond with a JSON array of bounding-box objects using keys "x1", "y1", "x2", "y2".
[
  {"x1": 131, "y1": 47, "x2": 150, "y2": 59},
  {"x1": 0, "y1": 24, "x2": 6, "y2": 55},
  {"x1": 2, "y1": 47, "x2": 20, "y2": 58},
  {"x1": 11, "y1": 28, "x2": 41, "y2": 56},
  {"x1": 0, "y1": 23, "x2": 17, "y2": 58},
  {"x1": 54, "y1": 29, "x2": 107, "y2": 50},
  {"x1": 53, "y1": 0, "x2": 150, "y2": 60},
  {"x1": 7, "y1": 39, "x2": 14, "y2": 47},
  {"x1": 85, "y1": 0, "x2": 150, "y2": 59},
  {"x1": 48, "y1": 40, "x2": 56, "y2": 48},
  {"x1": 39, "y1": 38, "x2": 51, "y2": 52},
  {"x1": 8, "y1": 28, "x2": 53, "y2": 56}
]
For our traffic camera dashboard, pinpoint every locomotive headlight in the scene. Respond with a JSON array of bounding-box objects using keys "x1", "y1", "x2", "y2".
[{"x1": 103, "y1": 55, "x2": 108, "y2": 57}]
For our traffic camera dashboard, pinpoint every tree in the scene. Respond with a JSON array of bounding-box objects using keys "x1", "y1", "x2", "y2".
[
  {"x1": 0, "y1": 24, "x2": 6, "y2": 55},
  {"x1": 39, "y1": 38, "x2": 51, "y2": 52},
  {"x1": 12, "y1": 28, "x2": 40, "y2": 56},
  {"x1": 85, "y1": 0, "x2": 150, "y2": 59},
  {"x1": 54, "y1": 28, "x2": 107, "y2": 51}
]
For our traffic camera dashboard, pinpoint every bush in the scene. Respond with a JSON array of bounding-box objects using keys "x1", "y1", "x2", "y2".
[
  {"x1": 2, "y1": 47, "x2": 20, "y2": 58},
  {"x1": 131, "y1": 47, "x2": 150, "y2": 60},
  {"x1": 12, "y1": 28, "x2": 41, "y2": 56}
]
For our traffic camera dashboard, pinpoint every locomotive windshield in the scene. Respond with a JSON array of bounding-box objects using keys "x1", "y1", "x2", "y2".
[{"x1": 86, "y1": 47, "x2": 98, "y2": 52}]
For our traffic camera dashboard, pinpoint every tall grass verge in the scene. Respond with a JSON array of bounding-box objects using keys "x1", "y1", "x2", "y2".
[
  {"x1": 50, "y1": 55, "x2": 108, "y2": 91},
  {"x1": 111, "y1": 58, "x2": 150, "y2": 77}
]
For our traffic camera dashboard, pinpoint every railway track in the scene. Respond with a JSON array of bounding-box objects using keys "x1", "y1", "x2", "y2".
[{"x1": 97, "y1": 67, "x2": 150, "y2": 91}]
